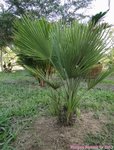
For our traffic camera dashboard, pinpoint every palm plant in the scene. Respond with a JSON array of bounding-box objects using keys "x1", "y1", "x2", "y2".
[
  {"x1": 14, "y1": 18, "x2": 54, "y2": 86},
  {"x1": 13, "y1": 16, "x2": 114, "y2": 126},
  {"x1": 17, "y1": 54, "x2": 53, "y2": 86}
]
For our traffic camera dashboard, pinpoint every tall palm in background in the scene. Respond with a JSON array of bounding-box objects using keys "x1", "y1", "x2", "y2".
[{"x1": 13, "y1": 15, "x2": 113, "y2": 126}]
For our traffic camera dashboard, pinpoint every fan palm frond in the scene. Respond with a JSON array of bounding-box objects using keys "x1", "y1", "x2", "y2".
[
  {"x1": 90, "y1": 10, "x2": 108, "y2": 25},
  {"x1": 14, "y1": 16, "x2": 52, "y2": 60}
]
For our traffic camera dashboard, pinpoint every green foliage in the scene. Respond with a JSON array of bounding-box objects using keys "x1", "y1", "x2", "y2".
[
  {"x1": 0, "y1": 12, "x2": 14, "y2": 47},
  {"x1": 0, "y1": 9, "x2": 15, "y2": 72},
  {"x1": 17, "y1": 54, "x2": 53, "y2": 82},
  {"x1": 13, "y1": 17, "x2": 113, "y2": 125},
  {"x1": 13, "y1": 18, "x2": 54, "y2": 85},
  {"x1": 90, "y1": 10, "x2": 108, "y2": 25}
]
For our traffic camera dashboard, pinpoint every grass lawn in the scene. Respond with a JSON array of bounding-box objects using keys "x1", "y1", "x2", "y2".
[{"x1": 0, "y1": 70, "x2": 114, "y2": 150}]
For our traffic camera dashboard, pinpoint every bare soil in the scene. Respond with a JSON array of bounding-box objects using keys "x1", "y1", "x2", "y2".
[{"x1": 13, "y1": 112, "x2": 108, "y2": 150}]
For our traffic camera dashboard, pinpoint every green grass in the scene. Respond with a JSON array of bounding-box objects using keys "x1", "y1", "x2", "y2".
[
  {"x1": 0, "y1": 70, "x2": 114, "y2": 149},
  {"x1": 101, "y1": 79, "x2": 114, "y2": 85},
  {"x1": 81, "y1": 89, "x2": 114, "y2": 113},
  {"x1": 84, "y1": 122, "x2": 114, "y2": 148},
  {"x1": 80, "y1": 76, "x2": 114, "y2": 148},
  {"x1": 0, "y1": 70, "x2": 50, "y2": 149}
]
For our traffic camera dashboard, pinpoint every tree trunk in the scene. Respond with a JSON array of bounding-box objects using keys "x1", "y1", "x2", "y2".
[
  {"x1": 39, "y1": 80, "x2": 45, "y2": 87},
  {"x1": 0, "y1": 48, "x2": 3, "y2": 71}
]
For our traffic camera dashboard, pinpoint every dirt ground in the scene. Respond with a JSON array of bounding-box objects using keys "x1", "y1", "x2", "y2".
[{"x1": 13, "y1": 112, "x2": 108, "y2": 150}]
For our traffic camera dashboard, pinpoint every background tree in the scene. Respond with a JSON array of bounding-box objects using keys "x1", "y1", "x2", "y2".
[
  {"x1": 4, "y1": 0, "x2": 93, "y2": 20},
  {"x1": 0, "y1": 0, "x2": 93, "y2": 71},
  {"x1": 0, "y1": 4, "x2": 15, "y2": 71}
]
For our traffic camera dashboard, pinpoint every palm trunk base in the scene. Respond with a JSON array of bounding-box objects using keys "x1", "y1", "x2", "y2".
[
  {"x1": 58, "y1": 106, "x2": 76, "y2": 126},
  {"x1": 39, "y1": 80, "x2": 45, "y2": 87}
]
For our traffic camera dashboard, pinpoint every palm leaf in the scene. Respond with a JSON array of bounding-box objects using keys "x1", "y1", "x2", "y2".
[
  {"x1": 14, "y1": 16, "x2": 51, "y2": 60},
  {"x1": 13, "y1": 16, "x2": 112, "y2": 86},
  {"x1": 87, "y1": 67, "x2": 114, "y2": 90},
  {"x1": 90, "y1": 11, "x2": 108, "y2": 25},
  {"x1": 50, "y1": 21, "x2": 111, "y2": 79}
]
